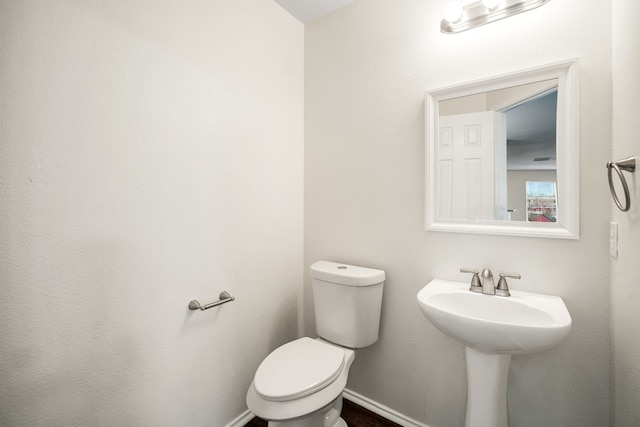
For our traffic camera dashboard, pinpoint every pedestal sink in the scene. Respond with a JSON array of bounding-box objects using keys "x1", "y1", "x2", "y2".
[{"x1": 417, "y1": 279, "x2": 571, "y2": 427}]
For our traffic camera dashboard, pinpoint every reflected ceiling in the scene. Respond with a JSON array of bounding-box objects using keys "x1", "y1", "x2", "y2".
[{"x1": 506, "y1": 91, "x2": 557, "y2": 171}]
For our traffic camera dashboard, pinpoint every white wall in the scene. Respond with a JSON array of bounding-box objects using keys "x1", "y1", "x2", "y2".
[
  {"x1": 611, "y1": 0, "x2": 640, "y2": 425},
  {"x1": 0, "y1": 1, "x2": 303, "y2": 425},
  {"x1": 305, "y1": 1, "x2": 611, "y2": 426}
]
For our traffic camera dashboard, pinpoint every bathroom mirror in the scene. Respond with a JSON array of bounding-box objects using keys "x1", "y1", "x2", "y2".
[{"x1": 425, "y1": 59, "x2": 579, "y2": 239}]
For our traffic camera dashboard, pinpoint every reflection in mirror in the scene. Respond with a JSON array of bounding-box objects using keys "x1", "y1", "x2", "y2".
[
  {"x1": 438, "y1": 80, "x2": 558, "y2": 222},
  {"x1": 425, "y1": 60, "x2": 579, "y2": 239}
]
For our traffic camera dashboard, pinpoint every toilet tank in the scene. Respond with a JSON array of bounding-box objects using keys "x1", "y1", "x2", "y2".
[{"x1": 310, "y1": 261, "x2": 385, "y2": 348}]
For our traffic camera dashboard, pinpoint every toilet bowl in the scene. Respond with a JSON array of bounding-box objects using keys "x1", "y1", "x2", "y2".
[
  {"x1": 246, "y1": 337, "x2": 355, "y2": 426},
  {"x1": 246, "y1": 261, "x2": 385, "y2": 427}
]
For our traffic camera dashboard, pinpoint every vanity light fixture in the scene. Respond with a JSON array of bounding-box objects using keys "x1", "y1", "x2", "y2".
[
  {"x1": 441, "y1": 0, "x2": 551, "y2": 34},
  {"x1": 482, "y1": 0, "x2": 502, "y2": 10},
  {"x1": 443, "y1": 0, "x2": 464, "y2": 23}
]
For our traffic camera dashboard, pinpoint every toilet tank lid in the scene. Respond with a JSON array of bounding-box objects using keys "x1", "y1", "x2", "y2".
[{"x1": 310, "y1": 261, "x2": 385, "y2": 287}]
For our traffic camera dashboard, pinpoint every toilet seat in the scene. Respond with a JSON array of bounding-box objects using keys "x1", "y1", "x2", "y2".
[{"x1": 254, "y1": 337, "x2": 345, "y2": 402}]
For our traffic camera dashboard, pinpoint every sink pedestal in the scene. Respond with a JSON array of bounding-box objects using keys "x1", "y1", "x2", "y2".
[
  {"x1": 464, "y1": 347, "x2": 510, "y2": 427},
  {"x1": 418, "y1": 280, "x2": 572, "y2": 427}
]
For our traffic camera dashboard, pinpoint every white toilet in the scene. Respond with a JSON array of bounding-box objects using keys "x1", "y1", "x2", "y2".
[{"x1": 246, "y1": 261, "x2": 385, "y2": 427}]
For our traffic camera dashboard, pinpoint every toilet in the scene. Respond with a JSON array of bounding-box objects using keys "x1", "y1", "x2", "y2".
[{"x1": 246, "y1": 261, "x2": 385, "y2": 427}]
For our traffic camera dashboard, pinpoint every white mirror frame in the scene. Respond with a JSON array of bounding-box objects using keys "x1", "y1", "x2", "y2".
[{"x1": 425, "y1": 59, "x2": 579, "y2": 239}]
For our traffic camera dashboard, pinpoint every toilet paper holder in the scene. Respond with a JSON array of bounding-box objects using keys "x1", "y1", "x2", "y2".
[{"x1": 188, "y1": 291, "x2": 235, "y2": 311}]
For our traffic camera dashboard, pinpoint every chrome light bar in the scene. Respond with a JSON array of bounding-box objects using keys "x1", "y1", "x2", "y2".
[{"x1": 441, "y1": 0, "x2": 551, "y2": 34}]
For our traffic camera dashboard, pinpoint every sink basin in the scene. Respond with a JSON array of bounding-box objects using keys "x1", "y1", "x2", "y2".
[
  {"x1": 417, "y1": 278, "x2": 572, "y2": 427},
  {"x1": 417, "y1": 279, "x2": 572, "y2": 354}
]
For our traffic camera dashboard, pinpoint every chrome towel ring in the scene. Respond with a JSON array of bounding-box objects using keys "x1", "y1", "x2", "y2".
[{"x1": 607, "y1": 157, "x2": 636, "y2": 212}]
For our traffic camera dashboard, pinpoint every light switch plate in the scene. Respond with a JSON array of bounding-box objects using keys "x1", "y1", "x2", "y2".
[{"x1": 610, "y1": 222, "x2": 618, "y2": 258}]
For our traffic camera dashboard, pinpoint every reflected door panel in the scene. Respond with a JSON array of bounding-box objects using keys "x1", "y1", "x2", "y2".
[{"x1": 438, "y1": 112, "x2": 495, "y2": 220}]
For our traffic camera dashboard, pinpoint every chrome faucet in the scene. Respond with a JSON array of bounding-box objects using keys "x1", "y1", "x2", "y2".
[
  {"x1": 481, "y1": 268, "x2": 495, "y2": 295},
  {"x1": 460, "y1": 267, "x2": 521, "y2": 297},
  {"x1": 460, "y1": 268, "x2": 482, "y2": 293},
  {"x1": 496, "y1": 273, "x2": 521, "y2": 297}
]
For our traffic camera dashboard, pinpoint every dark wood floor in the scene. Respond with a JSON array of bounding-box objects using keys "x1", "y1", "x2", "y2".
[{"x1": 244, "y1": 399, "x2": 402, "y2": 427}]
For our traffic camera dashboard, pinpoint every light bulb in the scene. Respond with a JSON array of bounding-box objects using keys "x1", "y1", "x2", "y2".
[
  {"x1": 443, "y1": 0, "x2": 464, "y2": 23},
  {"x1": 482, "y1": 0, "x2": 501, "y2": 10}
]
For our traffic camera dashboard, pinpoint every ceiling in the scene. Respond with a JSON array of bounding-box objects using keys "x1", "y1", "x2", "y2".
[
  {"x1": 506, "y1": 90, "x2": 557, "y2": 171},
  {"x1": 274, "y1": 0, "x2": 355, "y2": 24}
]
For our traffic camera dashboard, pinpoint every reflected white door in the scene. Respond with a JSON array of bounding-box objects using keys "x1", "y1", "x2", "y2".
[{"x1": 438, "y1": 112, "x2": 499, "y2": 220}]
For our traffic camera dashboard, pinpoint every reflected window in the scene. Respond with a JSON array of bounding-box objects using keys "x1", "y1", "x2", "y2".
[{"x1": 526, "y1": 181, "x2": 557, "y2": 222}]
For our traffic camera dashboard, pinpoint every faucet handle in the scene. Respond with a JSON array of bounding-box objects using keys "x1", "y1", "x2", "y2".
[
  {"x1": 460, "y1": 268, "x2": 482, "y2": 293},
  {"x1": 496, "y1": 273, "x2": 521, "y2": 297}
]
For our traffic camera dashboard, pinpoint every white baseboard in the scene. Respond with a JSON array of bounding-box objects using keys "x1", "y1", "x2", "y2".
[
  {"x1": 224, "y1": 409, "x2": 255, "y2": 427},
  {"x1": 343, "y1": 388, "x2": 431, "y2": 427},
  {"x1": 226, "y1": 390, "x2": 430, "y2": 427}
]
